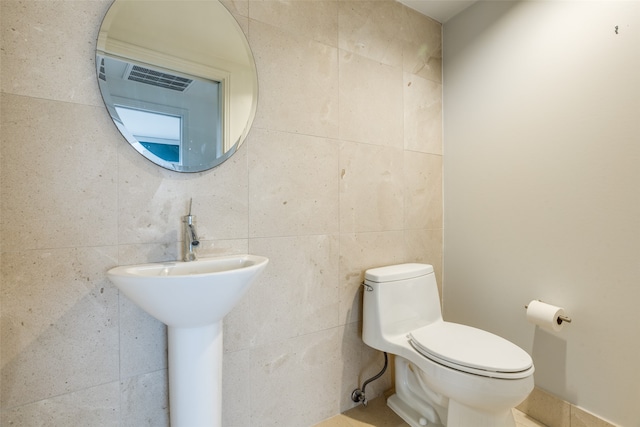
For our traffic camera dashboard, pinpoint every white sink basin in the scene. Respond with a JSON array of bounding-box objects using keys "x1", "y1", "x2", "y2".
[
  {"x1": 108, "y1": 253, "x2": 269, "y2": 426},
  {"x1": 108, "y1": 254, "x2": 268, "y2": 328}
]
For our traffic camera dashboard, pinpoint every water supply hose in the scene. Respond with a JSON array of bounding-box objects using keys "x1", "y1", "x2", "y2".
[{"x1": 350, "y1": 352, "x2": 388, "y2": 407}]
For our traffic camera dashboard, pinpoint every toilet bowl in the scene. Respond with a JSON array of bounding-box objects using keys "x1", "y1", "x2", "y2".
[{"x1": 362, "y1": 263, "x2": 534, "y2": 427}]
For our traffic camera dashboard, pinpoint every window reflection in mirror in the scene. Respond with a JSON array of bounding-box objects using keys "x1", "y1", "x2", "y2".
[
  {"x1": 115, "y1": 107, "x2": 182, "y2": 163},
  {"x1": 99, "y1": 55, "x2": 223, "y2": 169}
]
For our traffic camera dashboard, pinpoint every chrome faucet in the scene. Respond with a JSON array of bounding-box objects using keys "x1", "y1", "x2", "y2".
[{"x1": 183, "y1": 199, "x2": 200, "y2": 261}]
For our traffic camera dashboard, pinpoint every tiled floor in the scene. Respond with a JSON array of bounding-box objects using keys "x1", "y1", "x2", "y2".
[{"x1": 314, "y1": 396, "x2": 547, "y2": 427}]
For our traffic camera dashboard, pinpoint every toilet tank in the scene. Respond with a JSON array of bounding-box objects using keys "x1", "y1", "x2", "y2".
[{"x1": 362, "y1": 263, "x2": 442, "y2": 351}]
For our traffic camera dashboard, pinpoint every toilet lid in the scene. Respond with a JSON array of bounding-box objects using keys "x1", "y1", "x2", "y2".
[{"x1": 409, "y1": 322, "x2": 533, "y2": 379}]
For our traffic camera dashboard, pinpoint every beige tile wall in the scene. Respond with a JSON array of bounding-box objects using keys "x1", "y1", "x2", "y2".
[{"x1": 0, "y1": 0, "x2": 443, "y2": 425}]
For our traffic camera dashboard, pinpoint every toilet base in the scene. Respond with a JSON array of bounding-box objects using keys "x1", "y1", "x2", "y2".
[
  {"x1": 446, "y1": 400, "x2": 516, "y2": 427},
  {"x1": 388, "y1": 394, "x2": 444, "y2": 427},
  {"x1": 392, "y1": 356, "x2": 522, "y2": 427},
  {"x1": 388, "y1": 393, "x2": 517, "y2": 427}
]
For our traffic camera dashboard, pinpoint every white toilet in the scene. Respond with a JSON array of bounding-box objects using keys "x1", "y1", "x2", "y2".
[{"x1": 362, "y1": 263, "x2": 534, "y2": 427}]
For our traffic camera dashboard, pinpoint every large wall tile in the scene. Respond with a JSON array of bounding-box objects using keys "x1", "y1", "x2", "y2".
[
  {"x1": 250, "y1": 0, "x2": 338, "y2": 47},
  {"x1": 404, "y1": 228, "x2": 443, "y2": 295},
  {"x1": 338, "y1": 0, "x2": 405, "y2": 68},
  {"x1": 0, "y1": 0, "x2": 110, "y2": 107},
  {"x1": 225, "y1": 235, "x2": 340, "y2": 351},
  {"x1": 339, "y1": 141, "x2": 404, "y2": 233},
  {"x1": 249, "y1": 19, "x2": 339, "y2": 138},
  {"x1": 116, "y1": 242, "x2": 180, "y2": 266},
  {"x1": 0, "y1": 381, "x2": 120, "y2": 427},
  {"x1": 117, "y1": 140, "x2": 248, "y2": 245},
  {"x1": 338, "y1": 231, "x2": 405, "y2": 324},
  {"x1": 185, "y1": 145, "x2": 249, "y2": 242},
  {"x1": 404, "y1": 151, "x2": 442, "y2": 230},
  {"x1": 338, "y1": 1, "x2": 441, "y2": 82},
  {"x1": 248, "y1": 129, "x2": 339, "y2": 237},
  {"x1": 336, "y1": 322, "x2": 363, "y2": 412},
  {"x1": 338, "y1": 51, "x2": 403, "y2": 147},
  {"x1": 222, "y1": 349, "x2": 251, "y2": 427},
  {"x1": 1, "y1": 94, "x2": 118, "y2": 250},
  {"x1": 116, "y1": 148, "x2": 195, "y2": 245},
  {"x1": 404, "y1": 73, "x2": 442, "y2": 154},
  {"x1": 401, "y1": 6, "x2": 442, "y2": 82},
  {"x1": 0, "y1": 247, "x2": 119, "y2": 408},
  {"x1": 118, "y1": 295, "x2": 167, "y2": 380},
  {"x1": 249, "y1": 326, "x2": 349, "y2": 426},
  {"x1": 192, "y1": 238, "x2": 249, "y2": 259},
  {"x1": 120, "y1": 370, "x2": 169, "y2": 427}
]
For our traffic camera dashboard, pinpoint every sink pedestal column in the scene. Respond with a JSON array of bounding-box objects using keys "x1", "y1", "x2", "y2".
[{"x1": 168, "y1": 322, "x2": 222, "y2": 427}]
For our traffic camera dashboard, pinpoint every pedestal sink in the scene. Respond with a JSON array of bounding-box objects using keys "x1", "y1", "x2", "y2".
[{"x1": 107, "y1": 254, "x2": 268, "y2": 427}]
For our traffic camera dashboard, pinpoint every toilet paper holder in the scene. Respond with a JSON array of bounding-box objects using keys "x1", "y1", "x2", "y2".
[{"x1": 525, "y1": 301, "x2": 572, "y2": 324}]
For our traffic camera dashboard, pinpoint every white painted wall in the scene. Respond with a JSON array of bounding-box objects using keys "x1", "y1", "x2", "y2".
[{"x1": 443, "y1": 1, "x2": 639, "y2": 425}]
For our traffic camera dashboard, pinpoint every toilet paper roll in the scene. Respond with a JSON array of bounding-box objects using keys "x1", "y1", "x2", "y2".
[{"x1": 526, "y1": 300, "x2": 565, "y2": 332}]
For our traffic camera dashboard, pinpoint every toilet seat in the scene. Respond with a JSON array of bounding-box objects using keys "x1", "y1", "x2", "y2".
[{"x1": 408, "y1": 322, "x2": 533, "y2": 379}]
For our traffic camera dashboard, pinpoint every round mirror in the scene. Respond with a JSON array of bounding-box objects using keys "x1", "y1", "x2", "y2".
[{"x1": 96, "y1": 0, "x2": 258, "y2": 172}]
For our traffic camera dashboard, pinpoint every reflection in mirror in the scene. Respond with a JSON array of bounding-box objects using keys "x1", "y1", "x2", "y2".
[{"x1": 96, "y1": 0, "x2": 257, "y2": 172}]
